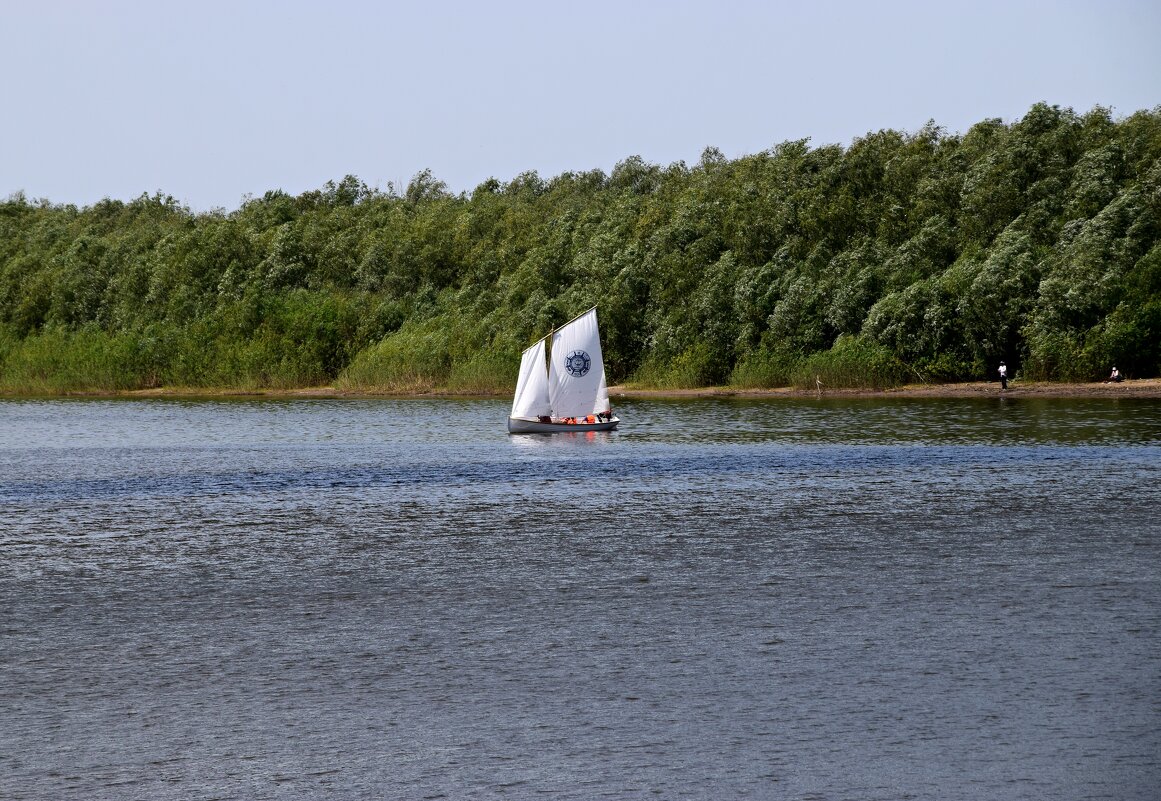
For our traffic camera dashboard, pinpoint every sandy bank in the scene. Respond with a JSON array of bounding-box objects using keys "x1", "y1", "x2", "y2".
[
  {"x1": 71, "y1": 378, "x2": 1161, "y2": 400},
  {"x1": 606, "y1": 378, "x2": 1161, "y2": 399}
]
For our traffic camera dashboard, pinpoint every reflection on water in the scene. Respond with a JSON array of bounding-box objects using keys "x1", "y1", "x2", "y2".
[
  {"x1": 508, "y1": 427, "x2": 617, "y2": 450},
  {"x1": 1, "y1": 396, "x2": 1159, "y2": 800}
]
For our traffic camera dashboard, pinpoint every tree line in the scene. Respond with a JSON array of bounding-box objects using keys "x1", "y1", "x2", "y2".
[{"x1": 1, "y1": 102, "x2": 1158, "y2": 394}]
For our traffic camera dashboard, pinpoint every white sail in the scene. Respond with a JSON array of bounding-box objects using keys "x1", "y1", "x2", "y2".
[
  {"x1": 510, "y1": 338, "x2": 550, "y2": 419},
  {"x1": 548, "y1": 308, "x2": 610, "y2": 418},
  {"x1": 508, "y1": 307, "x2": 618, "y2": 432}
]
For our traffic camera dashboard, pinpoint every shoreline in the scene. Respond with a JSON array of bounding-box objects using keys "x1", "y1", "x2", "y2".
[
  {"x1": 608, "y1": 378, "x2": 1161, "y2": 399},
  {"x1": 4, "y1": 378, "x2": 1159, "y2": 401}
]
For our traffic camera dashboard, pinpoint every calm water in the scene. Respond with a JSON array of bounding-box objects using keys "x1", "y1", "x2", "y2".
[{"x1": 1, "y1": 396, "x2": 1159, "y2": 800}]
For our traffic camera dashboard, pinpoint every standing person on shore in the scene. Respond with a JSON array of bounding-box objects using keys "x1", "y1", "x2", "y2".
[{"x1": 999, "y1": 361, "x2": 1008, "y2": 390}]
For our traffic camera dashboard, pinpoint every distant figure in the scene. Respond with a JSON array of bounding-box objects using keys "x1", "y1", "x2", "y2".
[
  {"x1": 1107, "y1": 366, "x2": 1123, "y2": 383},
  {"x1": 999, "y1": 361, "x2": 1008, "y2": 390}
]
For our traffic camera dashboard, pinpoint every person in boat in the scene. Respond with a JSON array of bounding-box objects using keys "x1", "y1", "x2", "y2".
[
  {"x1": 1106, "y1": 366, "x2": 1123, "y2": 383},
  {"x1": 998, "y1": 361, "x2": 1008, "y2": 390}
]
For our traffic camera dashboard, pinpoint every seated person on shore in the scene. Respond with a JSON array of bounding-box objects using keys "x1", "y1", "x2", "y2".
[{"x1": 1107, "y1": 366, "x2": 1123, "y2": 383}]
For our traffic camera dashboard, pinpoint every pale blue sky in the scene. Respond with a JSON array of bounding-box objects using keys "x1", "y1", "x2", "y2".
[{"x1": 3, "y1": 0, "x2": 1158, "y2": 211}]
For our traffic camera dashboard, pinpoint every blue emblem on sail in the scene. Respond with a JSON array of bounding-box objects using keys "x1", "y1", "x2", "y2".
[{"x1": 564, "y1": 350, "x2": 591, "y2": 377}]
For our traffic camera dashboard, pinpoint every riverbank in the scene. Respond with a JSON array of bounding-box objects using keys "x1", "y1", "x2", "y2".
[
  {"x1": 9, "y1": 377, "x2": 1155, "y2": 400},
  {"x1": 607, "y1": 378, "x2": 1161, "y2": 399}
]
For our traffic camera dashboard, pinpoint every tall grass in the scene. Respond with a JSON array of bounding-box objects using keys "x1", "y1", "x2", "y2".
[
  {"x1": 787, "y1": 336, "x2": 909, "y2": 390},
  {"x1": 338, "y1": 330, "x2": 516, "y2": 394},
  {"x1": 446, "y1": 351, "x2": 517, "y2": 393},
  {"x1": 729, "y1": 348, "x2": 796, "y2": 388},
  {"x1": 627, "y1": 344, "x2": 718, "y2": 389},
  {"x1": 337, "y1": 325, "x2": 452, "y2": 392},
  {"x1": 337, "y1": 309, "x2": 520, "y2": 394},
  {"x1": 0, "y1": 321, "x2": 351, "y2": 395},
  {"x1": 0, "y1": 327, "x2": 164, "y2": 394}
]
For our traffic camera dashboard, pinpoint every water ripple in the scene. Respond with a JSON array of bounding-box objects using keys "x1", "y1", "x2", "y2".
[{"x1": 1, "y1": 397, "x2": 1159, "y2": 801}]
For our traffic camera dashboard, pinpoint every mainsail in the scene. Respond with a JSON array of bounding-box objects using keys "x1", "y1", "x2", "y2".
[{"x1": 548, "y1": 308, "x2": 610, "y2": 418}]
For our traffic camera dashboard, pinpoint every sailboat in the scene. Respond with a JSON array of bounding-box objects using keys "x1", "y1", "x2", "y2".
[{"x1": 508, "y1": 307, "x2": 620, "y2": 434}]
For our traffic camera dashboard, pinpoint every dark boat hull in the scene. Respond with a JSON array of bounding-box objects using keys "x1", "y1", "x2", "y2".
[{"x1": 507, "y1": 417, "x2": 620, "y2": 434}]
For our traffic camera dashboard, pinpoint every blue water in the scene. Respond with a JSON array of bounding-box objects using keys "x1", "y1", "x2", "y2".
[{"x1": 1, "y1": 396, "x2": 1159, "y2": 800}]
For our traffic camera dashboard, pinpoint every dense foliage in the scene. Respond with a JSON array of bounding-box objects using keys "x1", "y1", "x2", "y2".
[{"x1": 2, "y1": 103, "x2": 1159, "y2": 394}]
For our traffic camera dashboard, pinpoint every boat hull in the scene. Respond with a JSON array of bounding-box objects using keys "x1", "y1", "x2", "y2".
[{"x1": 508, "y1": 417, "x2": 619, "y2": 434}]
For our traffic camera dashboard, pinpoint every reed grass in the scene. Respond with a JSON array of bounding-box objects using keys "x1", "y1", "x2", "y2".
[
  {"x1": 0, "y1": 328, "x2": 163, "y2": 394},
  {"x1": 627, "y1": 344, "x2": 718, "y2": 389},
  {"x1": 0, "y1": 324, "x2": 348, "y2": 395},
  {"x1": 445, "y1": 351, "x2": 517, "y2": 394},
  {"x1": 336, "y1": 326, "x2": 452, "y2": 392},
  {"x1": 729, "y1": 348, "x2": 796, "y2": 389},
  {"x1": 786, "y1": 336, "x2": 908, "y2": 390}
]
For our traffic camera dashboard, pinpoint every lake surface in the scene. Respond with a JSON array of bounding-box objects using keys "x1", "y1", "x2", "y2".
[{"x1": 1, "y1": 395, "x2": 1159, "y2": 800}]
